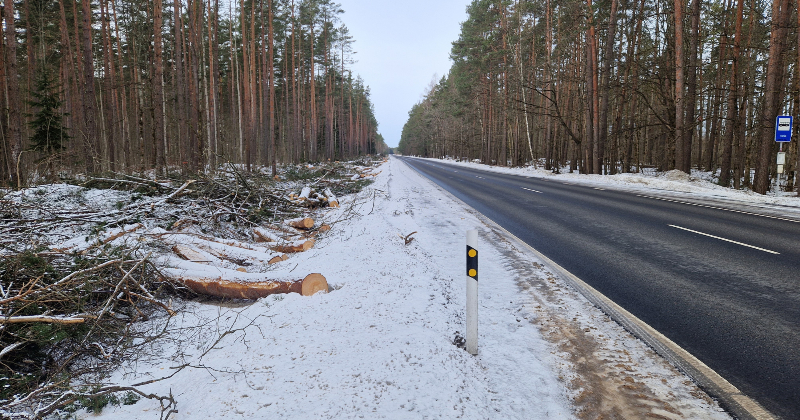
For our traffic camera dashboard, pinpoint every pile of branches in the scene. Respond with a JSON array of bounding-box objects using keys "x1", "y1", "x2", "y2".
[
  {"x1": 0, "y1": 159, "x2": 381, "y2": 250},
  {"x1": 0, "y1": 247, "x2": 178, "y2": 419},
  {"x1": 0, "y1": 157, "x2": 386, "y2": 418}
]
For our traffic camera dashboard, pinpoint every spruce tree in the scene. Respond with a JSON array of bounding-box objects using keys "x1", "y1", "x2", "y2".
[{"x1": 27, "y1": 68, "x2": 69, "y2": 155}]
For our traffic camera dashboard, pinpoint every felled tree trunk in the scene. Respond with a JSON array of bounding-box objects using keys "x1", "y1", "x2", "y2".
[
  {"x1": 172, "y1": 245, "x2": 215, "y2": 263},
  {"x1": 253, "y1": 227, "x2": 280, "y2": 242},
  {"x1": 175, "y1": 273, "x2": 327, "y2": 299},
  {"x1": 270, "y1": 238, "x2": 315, "y2": 253},
  {"x1": 268, "y1": 254, "x2": 289, "y2": 264},
  {"x1": 324, "y1": 188, "x2": 338, "y2": 208},
  {"x1": 286, "y1": 217, "x2": 314, "y2": 229}
]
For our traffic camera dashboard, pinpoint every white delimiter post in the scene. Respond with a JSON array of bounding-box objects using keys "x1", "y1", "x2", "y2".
[{"x1": 466, "y1": 230, "x2": 478, "y2": 355}]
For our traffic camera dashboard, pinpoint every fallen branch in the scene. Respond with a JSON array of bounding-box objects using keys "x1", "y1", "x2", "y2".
[
  {"x1": 161, "y1": 180, "x2": 196, "y2": 203},
  {"x1": 0, "y1": 315, "x2": 86, "y2": 324},
  {"x1": 0, "y1": 259, "x2": 127, "y2": 306},
  {"x1": 0, "y1": 342, "x2": 22, "y2": 360},
  {"x1": 30, "y1": 385, "x2": 177, "y2": 420},
  {"x1": 128, "y1": 292, "x2": 177, "y2": 317},
  {"x1": 97, "y1": 254, "x2": 152, "y2": 321},
  {"x1": 399, "y1": 231, "x2": 418, "y2": 245}
]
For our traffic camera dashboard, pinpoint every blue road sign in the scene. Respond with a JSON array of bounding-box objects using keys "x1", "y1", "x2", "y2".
[{"x1": 775, "y1": 116, "x2": 793, "y2": 142}]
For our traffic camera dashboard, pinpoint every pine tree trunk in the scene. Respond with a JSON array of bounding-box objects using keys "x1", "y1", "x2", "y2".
[
  {"x1": 81, "y1": 0, "x2": 98, "y2": 173},
  {"x1": 719, "y1": 34, "x2": 737, "y2": 187},
  {"x1": 796, "y1": 0, "x2": 800, "y2": 194},
  {"x1": 674, "y1": 0, "x2": 686, "y2": 172},
  {"x1": 110, "y1": 0, "x2": 130, "y2": 169},
  {"x1": 174, "y1": 0, "x2": 187, "y2": 170},
  {"x1": 206, "y1": 0, "x2": 217, "y2": 170},
  {"x1": 309, "y1": 20, "x2": 316, "y2": 162},
  {"x1": 753, "y1": 0, "x2": 791, "y2": 194},
  {"x1": 188, "y1": 0, "x2": 200, "y2": 173},
  {"x1": 584, "y1": 3, "x2": 595, "y2": 174},
  {"x1": 240, "y1": 0, "x2": 250, "y2": 169},
  {"x1": 4, "y1": 0, "x2": 23, "y2": 187},
  {"x1": 598, "y1": 0, "x2": 618, "y2": 174},
  {"x1": 268, "y1": 0, "x2": 276, "y2": 176},
  {"x1": 248, "y1": 1, "x2": 257, "y2": 167},
  {"x1": 100, "y1": 0, "x2": 116, "y2": 171},
  {"x1": 683, "y1": 0, "x2": 700, "y2": 172},
  {"x1": 152, "y1": 0, "x2": 166, "y2": 174},
  {"x1": 0, "y1": 8, "x2": 7, "y2": 182}
]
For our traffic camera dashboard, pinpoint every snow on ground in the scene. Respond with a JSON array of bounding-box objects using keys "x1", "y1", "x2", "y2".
[
  {"x1": 85, "y1": 157, "x2": 730, "y2": 420},
  {"x1": 418, "y1": 157, "x2": 800, "y2": 218}
]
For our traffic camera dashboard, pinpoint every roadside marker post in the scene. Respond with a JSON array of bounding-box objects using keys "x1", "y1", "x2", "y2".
[{"x1": 466, "y1": 230, "x2": 478, "y2": 355}]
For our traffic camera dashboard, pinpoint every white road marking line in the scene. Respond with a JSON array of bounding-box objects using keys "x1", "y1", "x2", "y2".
[
  {"x1": 593, "y1": 187, "x2": 605, "y2": 190},
  {"x1": 637, "y1": 195, "x2": 799, "y2": 223},
  {"x1": 475, "y1": 176, "x2": 485, "y2": 179},
  {"x1": 668, "y1": 225, "x2": 780, "y2": 254},
  {"x1": 521, "y1": 187, "x2": 543, "y2": 194}
]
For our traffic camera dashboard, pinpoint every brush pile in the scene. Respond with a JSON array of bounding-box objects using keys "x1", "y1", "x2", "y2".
[{"x1": 0, "y1": 156, "x2": 386, "y2": 419}]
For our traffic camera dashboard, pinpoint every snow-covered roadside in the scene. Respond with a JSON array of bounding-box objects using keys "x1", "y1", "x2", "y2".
[
  {"x1": 88, "y1": 157, "x2": 729, "y2": 419},
  {"x1": 413, "y1": 157, "x2": 800, "y2": 217}
]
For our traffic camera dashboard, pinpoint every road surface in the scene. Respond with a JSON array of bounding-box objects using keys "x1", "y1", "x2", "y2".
[{"x1": 399, "y1": 156, "x2": 800, "y2": 419}]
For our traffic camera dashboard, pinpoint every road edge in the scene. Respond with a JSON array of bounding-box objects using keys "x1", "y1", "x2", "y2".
[
  {"x1": 397, "y1": 156, "x2": 777, "y2": 420},
  {"x1": 414, "y1": 156, "x2": 800, "y2": 224}
]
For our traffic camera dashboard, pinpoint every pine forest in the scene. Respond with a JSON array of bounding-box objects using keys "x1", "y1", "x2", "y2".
[
  {"x1": 398, "y1": 0, "x2": 799, "y2": 194},
  {"x1": 0, "y1": 0, "x2": 386, "y2": 187}
]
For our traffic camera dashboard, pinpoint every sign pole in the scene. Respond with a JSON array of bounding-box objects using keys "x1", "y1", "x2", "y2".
[
  {"x1": 775, "y1": 116, "x2": 793, "y2": 190},
  {"x1": 466, "y1": 230, "x2": 478, "y2": 355}
]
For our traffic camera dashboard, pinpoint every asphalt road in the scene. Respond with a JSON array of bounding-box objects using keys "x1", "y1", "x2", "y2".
[{"x1": 399, "y1": 156, "x2": 800, "y2": 420}]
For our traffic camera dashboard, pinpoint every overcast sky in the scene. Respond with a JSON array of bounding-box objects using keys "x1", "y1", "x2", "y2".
[{"x1": 336, "y1": 0, "x2": 472, "y2": 148}]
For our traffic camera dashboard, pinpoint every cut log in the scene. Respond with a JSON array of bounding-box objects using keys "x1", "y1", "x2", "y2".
[
  {"x1": 270, "y1": 238, "x2": 315, "y2": 253},
  {"x1": 301, "y1": 273, "x2": 329, "y2": 296},
  {"x1": 172, "y1": 245, "x2": 215, "y2": 263},
  {"x1": 299, "y1": 186, "x2": 312, "y2": 199},
  {"x1": 192, "y1": 241, "x2": 277, "y2": 265},
  {"x1": 263, "y1": 223, "x2": 297, "y2": 235},
  {"x1": 268, "y1": 254, "x2": 289, "y2": 264},
  {"x1": 175, "y1": 273, "x2": 327, "y2": 299},
  {"x1": 318, "y1": 224, "x2": 331, "y2": 232},
  {"x1": 323, "y1": 188, "x2": 339, "y2": 208},
  {"x1": 253, "y1": 227, "x2": 280, "y2": 243},
  {"x1": 286, "y1": 217, "x2": 314, "y2": 230}
]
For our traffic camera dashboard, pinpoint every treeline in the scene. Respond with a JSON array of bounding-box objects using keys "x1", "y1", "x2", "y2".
[
  {"x1": 398, "y1": 0, "x2": 799, "y2": 194},
  {"x1": 0, "y1": 0, "x2": 386, "y2": 187}
]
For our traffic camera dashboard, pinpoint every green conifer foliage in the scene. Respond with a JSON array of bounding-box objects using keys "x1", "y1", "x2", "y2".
[{"x1": 27, "y1": 68, "x2": 69, "y2": 155}]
